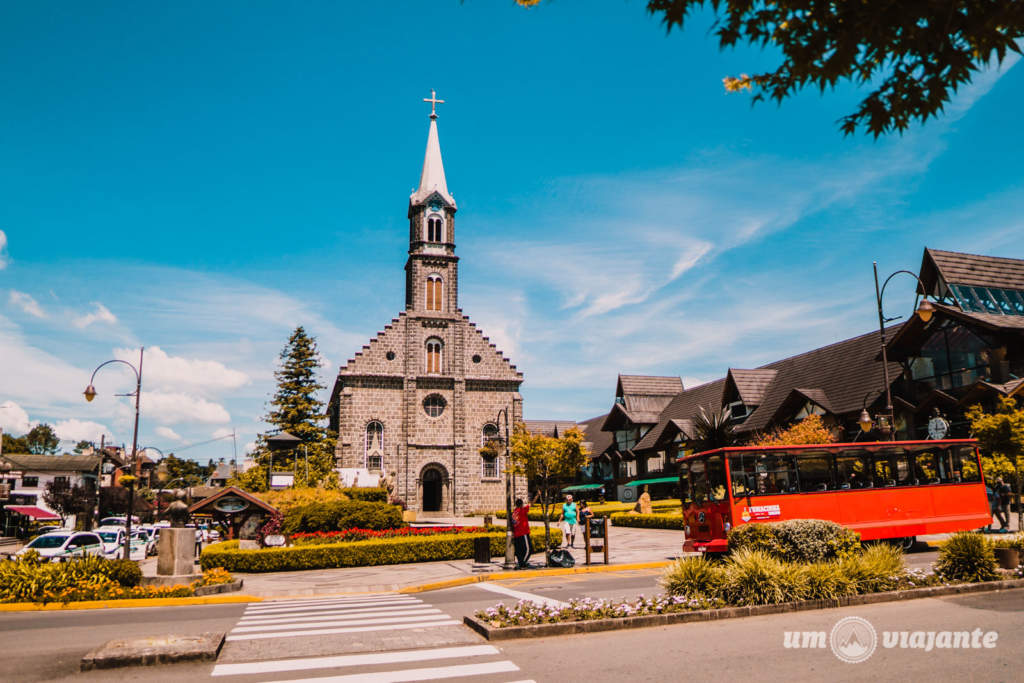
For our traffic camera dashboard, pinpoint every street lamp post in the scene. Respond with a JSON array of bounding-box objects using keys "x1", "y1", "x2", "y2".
[
  {"x1": 872, "y1": 264, "x2": 935, "y2": 439},
  {"x1": 84, "y1": 348, "x2": 144, "y2": 560},
  {"x1": 495, "y1": 406, "x2": 515, "y2": 570}
]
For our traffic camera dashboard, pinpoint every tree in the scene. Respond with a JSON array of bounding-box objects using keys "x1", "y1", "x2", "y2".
[
  {"x1": 159, "y1": 453, "x2": 212, "y2": 487},
  {"x1": 691, "y1": 405, "x2": 736, "y2": 453},
  {"x1": 509, "y1": 424, "x2": 590, "y2": 561},
  {"x1": 244, "y1": 327, "x2": 338, "y2": 491},
  {"x1": 966, "y1": 397, "x2": 1024, "y2": 531},
  {"x1": 73, "y1": 440, "x2": 94, "y2": 454},
  {"x1": 750, "y1": 414, "x2": 838, "y2": 447},
  {"x1": 99, "y1": 484, "x2": 153, "y2": 520},
  {"x1": 518, "y1": 1, "x2": 1024, "y2": 137},
  {"x1": 43, "y1": 479, "x2": 93, "y2": 527},
  {"x1": 25, "y1": 423, "x2": 60, "y2": 455},
  {"x1": 1, "y1": 431, "x2": 29, "y2": 454}
]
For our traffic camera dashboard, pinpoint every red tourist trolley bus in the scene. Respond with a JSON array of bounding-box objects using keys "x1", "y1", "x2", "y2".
[{"x1": 678, "y1": 439, "x2": 990, "y2": 554}]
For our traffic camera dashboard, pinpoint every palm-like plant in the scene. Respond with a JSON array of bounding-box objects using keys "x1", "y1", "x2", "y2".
[{"x1": 692, "y1": 405, "x2": 736, "y2": 453}]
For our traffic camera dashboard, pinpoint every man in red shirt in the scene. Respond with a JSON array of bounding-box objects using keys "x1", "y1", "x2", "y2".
[{"x1": 511, "y1": 498, "x2": 531, "y2": 569}]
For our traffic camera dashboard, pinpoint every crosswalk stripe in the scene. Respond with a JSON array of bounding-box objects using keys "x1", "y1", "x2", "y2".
[
  {"x1": 232, "y1": 613, "x2": 448, "y2": 633},
  {"x1": 210, "y1": 644, "x2": 501, "y2": 677},
  {"x1": 226, "y1": 619, "x2": 461, "y2": 641},
  {"x1": 247, "y1": 595, "x2": 412, "y2": 610},
  {"x1": 239, "y1": 608, "x2": 444, "y2": 626},
  {"x1": 470, "y1": 581, "x2": 568, "y2": 608},
  {"x1": 241, "y1": 602, "x2": 421, "y2": 618},
  {"x1": 264, "y1": 660, "x2": 520, "y2": 683}
]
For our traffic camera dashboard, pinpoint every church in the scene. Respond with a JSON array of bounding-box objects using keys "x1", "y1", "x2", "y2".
[{"x1": 328, "y1": 93, "x2": 524, "y2": 515}]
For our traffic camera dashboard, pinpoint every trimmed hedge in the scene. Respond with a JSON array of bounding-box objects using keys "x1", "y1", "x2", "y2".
[
  {"x1": 610, "y1": 513, "x2": 684, "y2": 530},
  {"x1": 282, "y1": 500, "x2": 403, "y2": 534},
  {"x1": 727, "y1": 520, "x2": 860, "y2": 563},
  {"x1": 200, "y1": 529, "x2": 561, "y2": 573},
  {"x1": 340, "y1": 487, "x2": 388, "y2": 503},
  {"x1": 495, "y1": 499, "x2": 681, "y2": 521}
]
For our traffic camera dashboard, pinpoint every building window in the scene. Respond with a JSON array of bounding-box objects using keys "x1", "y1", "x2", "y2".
[
  {"x1": 482, "y1": 455, "x2": 499, "y2": 479},
  {"x1": 482, "y1": 423, "x2": 499, "y2": 447},
  {"x1": 423, "y1": 393, "x2": 446, "y2": 418},
  {"x1": 425, "y1": 274, "x2": 443, "y2": 311},
  {"x1": 52, "y1": 476, "x2": 69, "y2": 488},
  {"x1": 426, "y1": 338, "x2": 443, "y2": 373},
  {"x1": 365, "y1": 421, "x2": 384, "y2": 471},
  {"x1": 21, "y1": 476, "x2": 39, "y2": 488},
  {"x1": 427, "y1": 215, "x2": 443, "y2": 242}
]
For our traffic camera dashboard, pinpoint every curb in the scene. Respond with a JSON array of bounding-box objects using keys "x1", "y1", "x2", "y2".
[
  {"x1": 463, "y1": 578, "x2": 1024, "y2": 640},
  {"x1": 398, "y1": 560, "x2": 673, "y2": 594},
  {"x1": 0, "y1": 594, "x2": 260, "y2": 612}
]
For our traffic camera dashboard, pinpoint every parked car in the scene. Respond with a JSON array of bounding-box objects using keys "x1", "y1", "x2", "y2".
[
  {"x1": 136, "y1": 525, "x2": 159, "y2": 555},
  {"x1": 95, "y1": 526, "x2": 147, "y2": 561},
  {"x1": 35, "y1": 525, "x2": 65, "y2": 535},
  {"x1": 15, "y1": 531, "x2": 105, "y2": 562}
]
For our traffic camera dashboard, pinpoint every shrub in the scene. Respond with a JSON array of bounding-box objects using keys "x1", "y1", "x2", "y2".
[
  {"x1": 495, "y1": 499, "x2": 682, "y2": 521},
  {"x1": 660, "y1": 556, "x2": 722, "y2": 597},
  {"x1": 194, "y1": 567, "x2": 234, "y2": 587},
  {"x1": 200, "y1": 529, "x2": 559, "y2": 572},
  {"x1": 935, "y1": 532, "x2": 999, "y2": 583},
  {"x1": 256, "y1": 488, "x2": 350, "y2": 516},
  {"x1": 992, "y1": 533, "x2": 1024, "y2": 552},
  {"x1": 610, "y1": 513, "x2": 684, "y2": 530},
  {"x1": 839, "y1": 543, "x2": 903, "y2": 593},
  {"x1": 340, "y1": 487, "x2": 388, "y2": 503},
  {"x1": 0, "y1": 556, "x2": 181, "y2": 604},
  {"x1": 282, "y1": 500, "x2": 403, "y2": 534},
  {"x1": 103, "y1": 558, "x2": 143, "y2": 587},
  {"x1": 291, "y1": 526, "x2": 487, "y2": 545},
  {"x1": 720, "y1": 549, "x2": 790, "y2": 605},
  {"x1": 728, "y1": 520, "x2": 860, "y2": 563},
  {"x1": 801, "y1": 561, "x2": 855, "y2": 601}
]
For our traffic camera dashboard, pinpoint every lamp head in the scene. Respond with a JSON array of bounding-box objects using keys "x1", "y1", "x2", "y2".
[
  {"x1": 916, "y1": 298, "x2": 935, "y2": 323},
  {"x1": 858, "y1": 409, "x2": 873, "y2": 433},
  {"x1": 83, "y1": 384, "x2": 97, "y2": 402}
]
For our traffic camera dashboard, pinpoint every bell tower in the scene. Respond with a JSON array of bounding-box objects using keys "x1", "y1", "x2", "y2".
[{"x1": 406, "y1": 90, "x2": 458, "y2": 315}]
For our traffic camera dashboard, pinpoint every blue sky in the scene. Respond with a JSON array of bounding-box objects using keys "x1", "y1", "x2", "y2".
[{"x1": 2, "y1": 1, "x2": 1022, "y2": 463}]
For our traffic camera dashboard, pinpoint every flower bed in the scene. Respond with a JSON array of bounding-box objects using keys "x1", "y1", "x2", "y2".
[
  {"x1": 291, "y1": 526, "x2": 487, "y2": 546},
  {"x1": 610, "y1": 513, "x2": 684, "y2": 530},
  {"x1": 479, "y1": 594, "x2": 721, "y2": 627},
  {"x1": 0, "y1": 555, "x2": 234, "y2": 604},
  {"x1": 201, "y1": 528, "x2": 560, "y2": 573}
]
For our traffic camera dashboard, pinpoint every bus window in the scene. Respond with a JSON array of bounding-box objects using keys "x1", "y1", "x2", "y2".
[
  {"x1": 707, "y1": 455, "x2": 727, "y2": 502},
  {"x1": 796, "y1": 451, "x2": 834, "y2": 491},
  {"x1": 872, "y1": 449, "x2": 912, "y2": 487},
  {"x1": 952, "y1": 446, "x2": 982, "y2": 482},
  {"x1": 756, "y1": 452, "x2": 799, "y2": 495},
  {"x1": 910, "y1": 449, "x2": 940, "y2": 485},
  {"x1": 835, "y1": 453, "x2": 870, "y2": 489},
  {"x1": 730, "y1": 454, "x2": 758, "y2": 497},
  {"x1": 677, "y1": 465, "x2": 693, "y2": 504}
]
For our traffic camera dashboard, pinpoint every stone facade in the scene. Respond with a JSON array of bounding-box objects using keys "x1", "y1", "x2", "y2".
[{"x1": 329, "y1": 111, "x2": 524, "y2": 514}]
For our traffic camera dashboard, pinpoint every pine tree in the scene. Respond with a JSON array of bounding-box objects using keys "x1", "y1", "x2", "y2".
[{"x1": 240, "y1": 327, "x2": 338, "y2": 490}]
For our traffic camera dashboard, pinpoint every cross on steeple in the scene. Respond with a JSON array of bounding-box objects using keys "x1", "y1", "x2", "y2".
[{"x1": 423, "y1": 89, "x2": 444, "y2": 119}]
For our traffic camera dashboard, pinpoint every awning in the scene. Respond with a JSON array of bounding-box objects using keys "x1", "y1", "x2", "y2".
[
  {"x1": 4, "y1": 505, "x2": 60, "y2": 520},
  {"x1": 561, "y1": 484, "x2": 603, "y2": 493},
  {"x1": 624, "y1": 476, "x2": 678, "y2": 488}
]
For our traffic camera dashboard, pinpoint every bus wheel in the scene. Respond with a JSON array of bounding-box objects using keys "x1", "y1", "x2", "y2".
[{"x1": 891, "y1": 536, "x2": 916, "y2": 552}]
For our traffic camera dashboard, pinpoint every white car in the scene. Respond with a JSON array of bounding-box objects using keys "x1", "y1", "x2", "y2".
[
  {"x1": 135, "y1": 526, "x2": 158, "y2": 555},
  {"x1": 95, "y1": 526, "x2": 147, "y2": 561},
  {"x1": 16, "y1": 531, "x2": 106, "y2": 562}
]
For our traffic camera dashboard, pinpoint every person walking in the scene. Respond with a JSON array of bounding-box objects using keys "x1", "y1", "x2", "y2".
[
  {"x1": 560, "y1": 494, "x2": 578, "y2": 548},
  {"x1": 994, "y1": 477, "x2": 1012, "y2": 531},
  {"x1": 511, "y1": 497, "x2": 532, "y2": 569}
]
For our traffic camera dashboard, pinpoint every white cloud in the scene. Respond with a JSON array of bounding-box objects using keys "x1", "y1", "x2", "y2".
[
  {"x1": 73, "y1": 302, "x2": 117, "y2": 328},
  {"x1": 211, "y1": 427, "x2": 234, "y2": 439},
  {"x1": 114, "y1": 346, "x2": 249, "y2": 395},
  {"x1": 0, "y1": 400, "x2": 32, "y2": 435},
  {"x1": 8, "y1": 291, "x2": 45, "y2": 318},
  {"x1": 155, "y1": 426, "x2": 182, "y2": 442},
  {"x1": 141, "y1": 391, "x2": 231, "y2": 425},
  {"x1": 243, "y1": 441, "x2": 257, "y2": 454},
  {"x1": 0, "y1": 230, "x2": 8, "y2": 270},
  {"x1": 54, "y1": 419, "x2": 110, "y2": 444}
]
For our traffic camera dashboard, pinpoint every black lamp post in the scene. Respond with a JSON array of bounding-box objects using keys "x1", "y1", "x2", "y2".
[
  {"x1": 495, "y1": 406, "x2": 515, "y2": 570},
  {"x1": 872, "y1": 264, "x2": 935, "y2": 439},
  {"x1": 84, "y1": 348, "x2": 143, "y2": 560}
]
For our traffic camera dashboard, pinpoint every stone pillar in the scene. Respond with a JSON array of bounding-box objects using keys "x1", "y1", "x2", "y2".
[{"x1": 157, "y1": 528, "x2": 197, "y2": 577}]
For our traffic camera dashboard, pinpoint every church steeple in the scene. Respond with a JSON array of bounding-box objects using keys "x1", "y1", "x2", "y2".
[{"x1": 406, "y1": 90, "x2": 458, "y2": 314}]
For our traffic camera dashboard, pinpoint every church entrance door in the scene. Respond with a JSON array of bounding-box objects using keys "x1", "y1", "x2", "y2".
[{"x1": 422, "y1": 468, "x2": 443, "y2": 512}]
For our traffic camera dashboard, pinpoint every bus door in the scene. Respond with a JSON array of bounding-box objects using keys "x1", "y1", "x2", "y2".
[{"x1": 681, "y1": 454, "x2": 731, "y2": 552}]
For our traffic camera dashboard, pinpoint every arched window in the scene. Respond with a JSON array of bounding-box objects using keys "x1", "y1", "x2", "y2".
[
  {"x1": 365, "y1": 421, "x2": 384, "y2": 471},
  {"x1": 425, "y1": 338, "x2": 443, "y2": 373},
  {"x1": 425, "y1": 274, "x2": 443, "y2": 311},
  {"x1": 481, "y1": 423, "x2": 499, "y2": 447},
  {"x1": 481, "y1": 423, "x2": 500, "y2": 478},
  {"x1": 427, "y1": 215, "x2": 443, "y2": 243}
]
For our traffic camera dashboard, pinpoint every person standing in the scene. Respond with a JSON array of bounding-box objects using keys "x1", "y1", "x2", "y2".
[
  {"x1": 511, "y1": 498, "x2": 532, "y2": 569},
  {"x1": 560, "y1": 494, "x2": 578, "y2": 548},
  {"x1": 994, "y1": 477, "x2": 1012, "y2": 531}
]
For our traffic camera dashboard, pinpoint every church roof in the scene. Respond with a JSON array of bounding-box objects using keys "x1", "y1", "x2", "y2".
[{"x1": 409, "y1": 117, "x2": 456, "y2": 209}]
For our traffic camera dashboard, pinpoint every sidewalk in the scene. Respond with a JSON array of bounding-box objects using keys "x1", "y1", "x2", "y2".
[{"x1": 228, "y1": 523, "x2": 683, "y2": 598}]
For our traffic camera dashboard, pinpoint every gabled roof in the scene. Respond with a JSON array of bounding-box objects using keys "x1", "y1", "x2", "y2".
[
  {"x1": 577, "y1": 413, "x2": 614, "y2": 459},
  {"x1": 724, "y1": 368, "x2": 778, "y2": 406},
  {"x1": 0, "y1": 454, "x2": 100, "y2": 473},
  {"x1": 766, "y1": 388, "x2": 833, "y2": 426},
  {"x1": 920, "y1": 248, "x2": 1024, "y2": 295},
  {"x1": 633, "y1": 378, "x2": 727, "y2": 451},
  {"x1": 187, "y1": 486, "x2": 279, "y2": 515},
  {"x1": 523, "y1": 420, "x2": 578, "y2": 438},
  {"x1": 617, "y1": 374, "x2": 683, "y2": 397}
]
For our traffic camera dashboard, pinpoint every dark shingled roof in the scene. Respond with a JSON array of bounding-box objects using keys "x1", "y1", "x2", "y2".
[
  {"x1": 921, "y1": 248, "x2": 1024, "y2": 293},
  {"x1": 0, "y1": 454, "x2": 101, "y2": 473},
  {"x1": 634, "y1": 378, "x2": 727, "y2": 451},
  {"x1": 523, "y1": 420, "x2": 578, "y2": 438},
  {"x1": 578, "y1": 413, "x2": 614, "y2": 459},
  {"x1": 617, "y1": 375, "x2": 683, "y2": 397},
  {"x1": 725, "y1": 369, "x2": 778, "y2": 406}
]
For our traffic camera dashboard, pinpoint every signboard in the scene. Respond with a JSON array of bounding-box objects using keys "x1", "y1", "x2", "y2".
[
  {"x1": 588, "y1": 516, "x2": 605, "y2": 540},
  {"x1": 584, "y1": 517, "x2": 609, "y2": 566},
  {"x1": 214, "y1": 496, "x2": 249, "y2": 514},
  {"x1": 740, "y1": 504, "x2": 781, "y2": 523},
  {"x1": 264, "y1": 534, "x2": 286, "y2": 547},
  {"x1": 270, "y1": 472, "x2": 294, "y2": 489}
]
